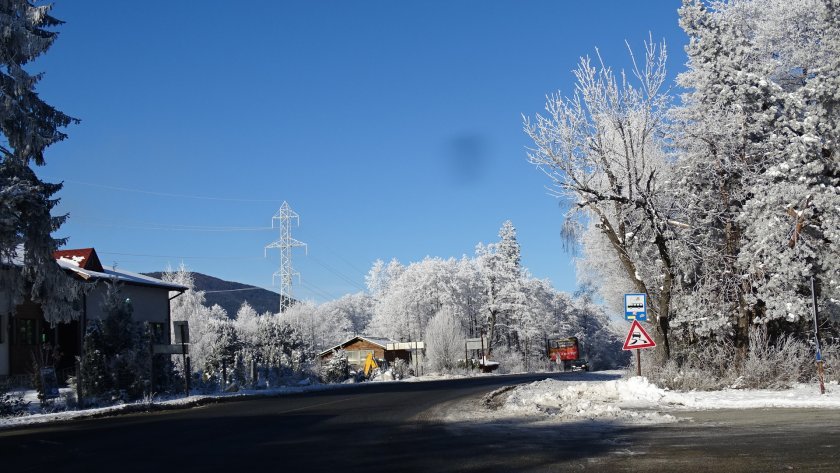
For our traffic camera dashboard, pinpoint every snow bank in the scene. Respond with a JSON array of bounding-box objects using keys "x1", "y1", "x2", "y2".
[
  {"x1": 488, "y1": 376, "x2": 840, "y2": 425},
  {"x1": 0, "y1": 381, "x2": 354, "y2": 431},
  {"x1": 501, "y1": 377, "x2": 675, "y2": 424}
]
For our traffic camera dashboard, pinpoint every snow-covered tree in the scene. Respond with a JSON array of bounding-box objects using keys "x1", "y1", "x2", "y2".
[
  {"x1": 424, "y1": 309, "x2": 465, "y2": 372},
  {"x1": 671, "y1": 0, "x2": 840, "y2": 350},
  {"x1": 475, "y1": 221, "x2": 525, "y2": 357},
  {"x1": 319, "y1": 292, "x2": 374, "y2": 336},
  {"x1": 162, "y1": 264, "x2": 228, "y2": 374},
  {"x1": 525, "y1": 39, "x2": 678, "y2": 360},
  {"x1": 281, "y1": 300, "x2": 351, "y2": 353},
  {"x1": 0, "y1": 0, "x2": 80, "y2": 324},
  {"x1": 368, "y1": 256, "x2": 464, "y2": 343}
]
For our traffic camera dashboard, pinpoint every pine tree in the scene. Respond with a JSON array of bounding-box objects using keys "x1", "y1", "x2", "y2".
[
  {"x1": 0, "y1": 1, "x2": 79, "y2": 323},
  {"x1": 81, "y1": 281, "x2": 151, "y2": 401},
  {"x1": 672, "y1": 0, "x2": 840, "y2": 351}
]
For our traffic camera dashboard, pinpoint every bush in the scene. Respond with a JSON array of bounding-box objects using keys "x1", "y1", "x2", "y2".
[
  {"x1": 738, "y1": 328, "x2": 812, "y2": 389},
  {"x1": 0, "y1": 383, "x2": 30, "y2": 417},
  {"x1": 485, "y1": 346, "x2": 520, "y2": 374},
  {"x1": 320, "y1": 350, "x2": 350, "y2": 384},
  {"x1": 80, "y1": 282, "x2": 153, "y2": 403},
  {"x1": 633, "y1": 327, "x2": 816, "y2": 391},
  {"x1": 391, "y1": 358, "x2": 410, "y2": 380}
]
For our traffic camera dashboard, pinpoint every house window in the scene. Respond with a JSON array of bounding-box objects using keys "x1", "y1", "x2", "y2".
[
  {"x1": 150, "y1": 322, "x2": 166, "y2": 344},
  {"x1": 14, "y1": 319, "x2": 37, "y2": 346},
  {"x1": 345, "y1": 349, "x2": 374, "y2": 366}
]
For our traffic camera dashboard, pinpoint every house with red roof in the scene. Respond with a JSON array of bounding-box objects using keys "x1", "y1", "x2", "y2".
[{"x1": 0, "y1": 248, "x2": 187, "y2": 379}]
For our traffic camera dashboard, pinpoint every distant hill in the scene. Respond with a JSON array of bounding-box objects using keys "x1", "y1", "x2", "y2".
[{"x1": 144, "y1": 271, "x2": 290, "y2": 317}]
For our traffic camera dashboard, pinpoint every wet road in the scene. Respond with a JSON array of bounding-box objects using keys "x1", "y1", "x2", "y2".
[{"x1": 1, "y1": 372, "x2": 838, "y2": 472}]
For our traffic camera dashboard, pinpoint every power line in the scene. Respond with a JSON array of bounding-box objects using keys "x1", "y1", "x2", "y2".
[
  {"x1": 298, "y1": 280, "x2": 341, "y2": 302},
  {"x1": 204, "y1": 287, "x2": 278, "y2": 294},
  {"x1": 306, "y1": 235, "x2": 369, "y2": 275},
  {"x1": 308, "y1": 254, "x2": 367, "y2": 292},
  {"x1": 98, "y1": 251, "x2": 263, "y2": 261},
  {"x1": 49, "y1": 178, "x2": 280, "y2": 203},
  {"x1": 70, "y1": 219, "x2": 272, "y2": 232}
]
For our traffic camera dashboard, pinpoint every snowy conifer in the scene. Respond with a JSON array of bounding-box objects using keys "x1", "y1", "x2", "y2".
[{"x1": 0, "y1": 0, "x2": 80, "y2": 323}]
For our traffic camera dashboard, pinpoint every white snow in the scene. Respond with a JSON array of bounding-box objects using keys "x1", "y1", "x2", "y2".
[
  {"x1": 442, "y1": 372, "x2": 840, "y2": 426},
  {"x1": 0, "y1": 381, "x2": 356, "y2": 431}
]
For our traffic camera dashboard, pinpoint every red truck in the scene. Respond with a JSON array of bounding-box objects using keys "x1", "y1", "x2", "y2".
[{"x1": 546, "y1": 337, "x2": 589, "y2": 371}]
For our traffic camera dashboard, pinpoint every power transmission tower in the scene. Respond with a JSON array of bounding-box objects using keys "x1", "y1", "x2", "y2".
[{"x1": 265, "y1": 201, "x2": 307, "y2": 312}]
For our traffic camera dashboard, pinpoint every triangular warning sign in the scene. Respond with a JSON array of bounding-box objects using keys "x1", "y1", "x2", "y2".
[{"x1": 622, "y1": 319, "x2": 656, "y2": 350}]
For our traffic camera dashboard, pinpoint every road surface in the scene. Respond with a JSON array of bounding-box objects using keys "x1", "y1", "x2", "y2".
[{"x1": 2, "y1": 372, "x2": 839, "y2": 472}]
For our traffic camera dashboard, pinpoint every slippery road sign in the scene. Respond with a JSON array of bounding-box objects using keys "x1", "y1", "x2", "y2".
[
  {"x1": 622, "y1": 320, "x2": 656, "y2": 351},
  {"x1": 624, "y1": 293, "x2": 647, "y2": 321}
]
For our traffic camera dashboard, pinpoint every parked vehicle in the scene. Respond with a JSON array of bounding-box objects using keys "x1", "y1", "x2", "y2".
[{"x1": 546, "y1": 337, "x2": 589, "y2": 371}]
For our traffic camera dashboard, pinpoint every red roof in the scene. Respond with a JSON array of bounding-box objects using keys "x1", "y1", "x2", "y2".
[{"x1": 53, "y1": 248, "x2": 104, "y2": 272}]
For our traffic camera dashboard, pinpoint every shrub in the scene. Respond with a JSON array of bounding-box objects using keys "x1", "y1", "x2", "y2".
[
  {"x1": 0, "y1": 383, "x2": 29, "y2": 417},
  {"x1": 633, "y1": 327, "x2": 816, "y2": 391},
  {"x1": 392, "y1": 358, "x2": 410, "y2": 380},
  {"x1": 320, "y1": 350, "x2": 350, "y2": 384}
]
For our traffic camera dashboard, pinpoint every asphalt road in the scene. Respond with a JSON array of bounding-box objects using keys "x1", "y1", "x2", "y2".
[{"x1": 2, "y1": 372, "x2": 839, "y2": 472}]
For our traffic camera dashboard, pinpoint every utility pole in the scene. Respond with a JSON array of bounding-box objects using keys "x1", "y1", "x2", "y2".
[
  {"x1": 811, "y1": 276, "x2": 825, "y2": 395},
  {"x1": 265, "y1": 202, "x2": 307, "y2": 313}
]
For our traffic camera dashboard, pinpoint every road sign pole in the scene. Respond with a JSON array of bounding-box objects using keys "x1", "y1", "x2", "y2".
[
  {"x1": 623, "y1": 319, "x2": 655, "y2": 377},
  {"x1": 811, "y1": 276, "x2": 825, "y2": 395},
  {"x1": 636, "y1": 350, "x2": 641, "y2": 377}
]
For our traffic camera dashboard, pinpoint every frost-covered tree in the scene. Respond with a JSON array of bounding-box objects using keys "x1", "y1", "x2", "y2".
[
  {"x1": 672, "y1": 0, "x2": 840, "y2": 350},
  {"x1": 203, "y1": 317, "x2": 239, "y2": 383},
  {"x1": 320, "y1": 292, "x2": 374, "y2": 336},
  {"x1": 525, "y1": 38, "x2": 680, "y2": 361},
  {"x1": 281, "y1": 300, "x2": 351, "y2": 353},
  {"x1": 0, "y1": 0, "x2": 80, "y2": 324},
  {"x1": 162, "y1": 264, "x2": 228, "y2": 374},
  {"x1": 365, "y1": 258, "x2": 404, "y2": 300},
  {"x1": 369, "y1": 257, "x2": 455, "y2": 341},
  {"x1": 475, "y1": 221, "x2": 525, "y2": 357},
  {"x1": 424, "y1": 309, "x2": 465, "y2": 372}
]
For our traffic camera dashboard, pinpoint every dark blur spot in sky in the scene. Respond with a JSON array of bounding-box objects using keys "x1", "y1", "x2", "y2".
[{"x1": 446, "y1": 133, "x2": 490, "y2": 186}]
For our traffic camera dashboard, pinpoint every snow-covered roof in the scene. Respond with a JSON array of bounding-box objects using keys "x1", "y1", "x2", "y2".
[
  {"x1": 56, "y1": 259, "x2": 187, "y2": 292},
  {"x1": 318, "y1": 336, "x2": 397, "y2": 357},
  {"x1": 7, "y1": 246, "x2": 186, "y2": 292}
]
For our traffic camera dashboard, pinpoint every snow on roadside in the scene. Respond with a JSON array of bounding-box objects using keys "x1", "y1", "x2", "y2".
[
  {"x1": 0, "y1": 380, "x2": 354, "y2": 431},
  {"x1": 499, "y1": 376, "x2": 676, "y2": 424},
  {"x1": 479, "y1": 375, "x2": 840, "y2": 426}
]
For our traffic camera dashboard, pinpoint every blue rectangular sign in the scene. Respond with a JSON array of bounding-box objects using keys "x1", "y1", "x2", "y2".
[{"x1": 624, "y1": 293, "x2": 647, "y2": 321}]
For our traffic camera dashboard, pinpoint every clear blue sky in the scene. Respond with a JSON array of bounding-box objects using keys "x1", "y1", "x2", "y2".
[{"x1": 36, "y1": 1, "x2": 688, "y2": 306}]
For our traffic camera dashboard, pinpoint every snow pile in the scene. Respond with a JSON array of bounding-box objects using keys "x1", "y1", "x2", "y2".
[
  {"x1": 492, "y1": 376, "x2": 840, "y2": 425},
  {"x1": 500, "y1": 377, "x2": 675, "y2": 424}
]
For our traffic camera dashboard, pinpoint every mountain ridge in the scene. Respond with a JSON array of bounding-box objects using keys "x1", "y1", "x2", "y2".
[{"x1": 144, "y1": 271, "x2": 287, "y2": 316}]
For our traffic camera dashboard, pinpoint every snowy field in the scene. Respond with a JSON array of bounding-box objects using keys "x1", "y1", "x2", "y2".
[{"x1": 443, "y1": 371, "x2": 840, "y2": 426}]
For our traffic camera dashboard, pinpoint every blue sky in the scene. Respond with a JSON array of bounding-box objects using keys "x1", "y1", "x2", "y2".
[{"x1": 36, "y1": 1, "x2": 688, "y2": 307}]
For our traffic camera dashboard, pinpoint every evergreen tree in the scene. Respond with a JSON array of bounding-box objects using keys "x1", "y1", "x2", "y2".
[
  {"x1": 0, "y1": 0, "x2": 80, "y2": 323},
  {"x1": 81, "y1": 281, "x2": 151, "y2": 401}
]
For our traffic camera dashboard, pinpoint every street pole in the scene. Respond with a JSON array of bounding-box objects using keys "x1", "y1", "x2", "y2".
[
  {"x1": 811, "y1": 276, "x2": 825, "y2": 395},
  {"x1": 636, "y1": 350, "x2": 641, "y2": 377}
]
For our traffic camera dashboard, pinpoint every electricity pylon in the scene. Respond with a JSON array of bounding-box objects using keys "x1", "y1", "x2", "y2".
[{"x1": 265, "y1": 201, "x2": 307, "y2": 312}]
